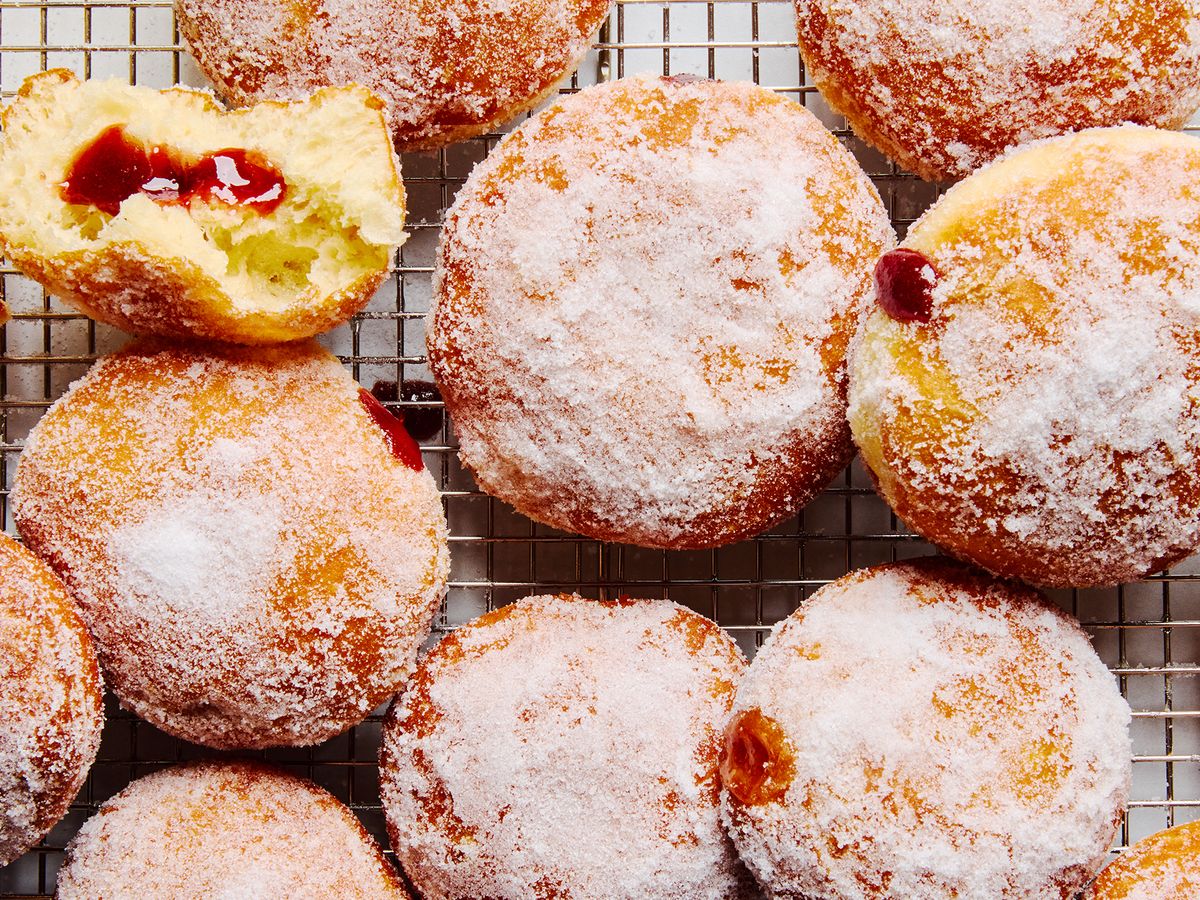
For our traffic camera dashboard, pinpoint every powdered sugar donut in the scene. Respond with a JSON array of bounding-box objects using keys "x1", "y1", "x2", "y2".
[
  {"x1": 56, "y1": 760, "x2": 409, "y2": 898},
  {"x1": 175, "y1": 0, "x2": 612, "y2": 151},
  {"x1": 0, "y1": 533, "x2": 103, "y2": 867},
  {"x1": 12, "y1": 340, "x2": 448, "y2": 749},
  {"x1": 379, "y1": 593, "x2": 751, "y2": 899},
  {"x1": 1084, "y1": 820, "x2": 1200, "y2": 899},
  {"x1": 430, "y1": 75, "x2": 894, "y2": 549},
  {"x1": 849, "y1": 126, "x2": 1200, "y2": 588},
  {"x1": 793, "y1": 0, "x2": 1200, "y2": 180},
  {"x1": 720, "y1": 559, "x2": 1131, "y2": 899}
]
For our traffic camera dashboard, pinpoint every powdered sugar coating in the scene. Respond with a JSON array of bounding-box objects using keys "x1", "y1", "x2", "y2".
[
  {"x1": 431, "y1": 75, "x2": 894, "y2": 549},
  {"x1": 379, "y1": 593, "x2": 752, "y2": 899},
  {"x1": 722, "y1": 559, "x2": 1131, "y2": 899},
  {"x1": 175, "y1": 0, "x2": 612, "y2": 151},
  {"x1": 12, "y1": 340, "x2": 449, "y2": 749},
  {"x1": 56, "y1": 761, "x2": 409, "y2": 899},
  {"x1": 1084, "y1": 819, "x2": 1200, "y2": 899},
  {"x1": 0, "y1": 533, "x2": 103, "y2": 867},
  {"x1": 849, "y1": 126, "x2": 1200, "y2": 588},
  {"x1": 794, "y1": 0, "x2": 1200, "y2": 180}
]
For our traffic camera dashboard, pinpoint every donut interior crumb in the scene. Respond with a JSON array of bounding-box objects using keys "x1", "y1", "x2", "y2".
[{"x1": 0, "y1": 70, "x2": 405, "y2": 319}]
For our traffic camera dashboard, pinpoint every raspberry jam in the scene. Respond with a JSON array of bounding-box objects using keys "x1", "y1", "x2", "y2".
[
  {"x1": 60, "y1": 125, "x2": 286, "y2": 216},
  {"x1": 874, "y1": 248, "x2": 938, "y2": 323},
  {"x1": 719, "y1": 708, "x2": 795, "y2": 806},
  {"x1": 358, "y1": 388, "x2": 425, "y2": 472},
  {"x1": 189, "y1": 149, "x2": 285, "y2": 210},
  {"x1": 370, "y1": 379, "x2": 444, "y2": 442}
]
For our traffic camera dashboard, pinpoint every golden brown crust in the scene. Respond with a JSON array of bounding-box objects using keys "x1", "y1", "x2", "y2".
[
  {"x1": 723, "y1": 558, "x2": 1131, "y2": 898},
  {"x1": 0, "y1": 70, "x2": 405, "y2": 345},
  {"x1": 12, "y1": 340, "x2": 448, "y2": 749},
  {"x1": 379, "y1": 594, "x2": 751, "y2": 898},
  {"x1": 175, "y1": 0, "x2": 614, "y2": 152},
  {"x1": 1084, "y1": 820, "x2": 1200, "y2": 899},
  {"x1": 849, "y1": 127, "x2": 1200, "y2": 588},
  {"x1": 794, "y1": 0, "x2": 1200, "y2": 180},
  {"x1": 57, "y1": 760, "x2": 410, "y2": 898},
  {"x1": 0, "y1": 532, "x2": 104, "y2": 867},
  {"x1": 429, "y1": 75, "x2": 893, "y2": 549},
  {"x1": 3, "y1": 239, "x2": 388, "y2": 345}
]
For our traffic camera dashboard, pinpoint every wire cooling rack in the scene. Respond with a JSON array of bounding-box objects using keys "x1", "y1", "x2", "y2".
[{"x1": 1, "y1": 1, "x2": 1199, "y2": 896}]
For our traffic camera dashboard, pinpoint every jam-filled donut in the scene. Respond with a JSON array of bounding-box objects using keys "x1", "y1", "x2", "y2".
[
  {"x1": 430, "y1": 75, "x2": 894, "y2": 549},
  {"x1": 175, "y1": 0, "x2": 613, "y2": 152},
  {"x1": 379, "y1": 593, "x2": 751, "y2": 899},
  {"x1": 0, "y1": 70, "x2": 405, "y2": 344},
  {"x1": 793, "y1": 0, "x2": 1200, "y2": 180},
  {"x1": 720, "y1": 559, "x2": 1131, "y2": 899},
  {"x1": 850, "y1": 126, "x2": 1200, "y2": 588},
  {"x1": 1084, "y1": 820, "x2": 1200, "y2": 899},
  {"x1": 12, "y1": 340, "x2": 448, "y2": 749},
  {"x1": 56, "y1": 761, "x2": 409, "y2": 898},
  {"x1": 0, "y1": 533, "x2": 104, "y2": 867}
]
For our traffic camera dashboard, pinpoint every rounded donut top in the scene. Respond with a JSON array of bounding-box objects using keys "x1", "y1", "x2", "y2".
[
  {"x1": 793, "y1": 0, "x2": 1200, "y2": 179},
  {"x1": 176, "y1": 0, "x2": 613, "y2": 151},
  {"x1": 850, "y1": 126, "x2": 1200, "y2": 587},
  {"x1": 56, "y1": 761, "x2": 409, "y2": 898},
  {"x1": 0, "y1": 533, "x2": 104, "y2": 867},
  {"x1": 1084, "y1": 819, "x2": 1200, "y2": 899},
  {"x1": 431, "y1": 74, "x2": 894, "y2": 548},
  {"x1": 12, "y1": 339, "x2": 449, "y2": 748},
  {"x1": 721, "y1": 558, "x2": 1132, "y2": 899},
  {"x1": 380, "y1": 593, "x2": 750, "y2": 899}
]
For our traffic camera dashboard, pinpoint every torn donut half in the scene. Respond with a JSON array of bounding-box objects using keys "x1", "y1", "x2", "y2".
[{"x1": 0, "y1": 70, "x2": 406, "y2": 344}]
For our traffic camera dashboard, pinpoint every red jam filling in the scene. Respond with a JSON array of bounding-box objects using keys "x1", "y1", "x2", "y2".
[
  {"x1": 358, "y1": 388, "x2": 425, "y2": 472},
  {"x1": 719, "y1": 708, "x2": 795, "y2": 807},
  {"x1": 60, "y1": 124, "x2": 286, "y2": 217},
  {"x1": 874, "y1": 248, "x2": 938, "y2": 323}
]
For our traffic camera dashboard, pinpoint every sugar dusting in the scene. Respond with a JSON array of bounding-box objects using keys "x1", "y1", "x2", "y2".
[
  {"x1": 56, "y1": 761, "x2": 408, "y2": 898},
  {"x1": 0, "y1": 534, "x2": 104, "y2": 867},
  {"x1": 430, "y1": 75, "x2": 894, "y2": 548},
  {"x1": 110, "y1": 487, "x2": 285, "y2": 615},
  {"x1": 794, "y1": 0, "x2": 1200, "y2": 178},
  {"x1": 722, "y1": 560, "x2": 1131, "y2": 899},
  {"x1": 380, "y1": 594, "x2": 753, "y2": 899},
  {"x1": 175, "y1": 0, "x2": 611, "y2": 150},
  {"x1": 1091, "y1": 860, "x2": 1199, "y2": 899},
  {"x1": 11, "y1": 341, "x2": 449, "y2": 749},
  {"x1": 1084, "y1": 819, "x2": 1200, "y2": 899},
  {"x1": 849, "y1": 127, "x2": 1200, "y2": 587}
]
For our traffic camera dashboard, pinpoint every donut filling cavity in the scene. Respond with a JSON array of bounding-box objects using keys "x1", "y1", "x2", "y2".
[
  {"x1": 358, "y1": 388, "x2": 425, "y2": 472},
  {"x1": 874, "y1": 248, "x2": 937, "y2": 322},
  {"x1": 61, "y1": 125, "x2": 285, "y2": 217},
  {"x1": 720, "y1": 707, "x2": 795, "y2": 806},
  {"x1": 370, "y1": 379, "x2": 444, "y2": 442}
]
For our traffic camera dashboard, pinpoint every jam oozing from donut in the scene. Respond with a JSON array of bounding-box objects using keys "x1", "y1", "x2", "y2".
[
  {"x1": 60, "y1": 125, "x2": 162, "y2": 216},
  {"x1": 358, "y1": 388, "x2": 425, "y2": 472},
  {"x1": 719, "y1": 708, "x2": 795, "y2": 806},
  {"x1": 60, "y1": 125, "x2": 286, "y2": 217},
  {"x1": 874, "y1": 248, "x2": 937, "y2": 323},
  {"x1": 370, "y1": 379, "x2": 444, "y2": 442},
  {"x1": 189, "y1": 149, "x2": 285, "y2": 210}
]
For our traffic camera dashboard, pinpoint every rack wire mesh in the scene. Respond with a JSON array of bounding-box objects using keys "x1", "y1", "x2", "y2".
[{"x1": 0, "y1": 1, "x2": 1198, "y2": 896}]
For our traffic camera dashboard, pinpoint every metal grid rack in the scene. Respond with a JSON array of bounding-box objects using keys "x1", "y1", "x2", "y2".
[{"x1": 0, "y1": 1, "x2": 1197, "y2": 896}]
